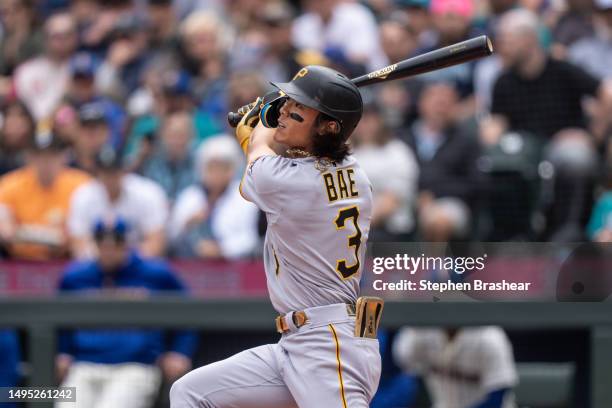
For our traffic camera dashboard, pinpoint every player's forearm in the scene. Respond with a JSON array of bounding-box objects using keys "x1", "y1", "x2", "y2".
[{"x1": 246, "y1": 122, "x2": 277, "y2": 164}]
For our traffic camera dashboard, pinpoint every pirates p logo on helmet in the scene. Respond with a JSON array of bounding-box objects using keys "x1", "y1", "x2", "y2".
[{"x1": 293, "y1": 67, "x2": 309, "y2": 80}]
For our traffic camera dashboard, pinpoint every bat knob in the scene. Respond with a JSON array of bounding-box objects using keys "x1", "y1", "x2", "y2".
[{"x1": 227, "y1": 111, "x2": 242, "y2": 128}]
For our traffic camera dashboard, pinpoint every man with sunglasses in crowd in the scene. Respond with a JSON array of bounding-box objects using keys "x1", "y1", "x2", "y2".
[
  {"x1": 171, "y1": 66, "x2": 382, "y2": 408},
  {"x1": 56, "y1": 217, "x2": 197, "y2": 408}
]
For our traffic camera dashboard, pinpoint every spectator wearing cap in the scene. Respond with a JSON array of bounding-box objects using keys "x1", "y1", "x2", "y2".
[
  {"x1": 140, "y1": 111, "x2": 197, "y2": 201},
  {"x1": 0, "y1": 131, "x2": 90, "y2": 259},
  {"x1": 96, "y1": 14, "x2": 152, "y2": 101},
  {"x1": 66, "y1": 52, "x2": 126, "y2": 149},
  {"x1": 70, "y1": 102, "x2": 112, "y2": 174},
  {"x1": 569, "y1": 0, "x2": 612, "y2": 79},
  {"x1": 13, "y1": 12, "x2": 78, "y2": 121},
  {"x1": 68, "y1": 148, "x2": 169, "y2": 259},
  {"x1": 124, "y1": 69, "x2": 221, "y2": 163},
  {"x1": 56, "y1": 217, "x2": 197, "y2": 408},
  {"x1": 0, "y1": 100, "x2": 36, "y2": 176},
  {"x1": 405, "y1": 81, "x2": 482, "y2": 242},
  {"x1": 292, "y1": 0, "x2": 388, "y2": 72},
  {"x1": 169, "y1": 136, "x2": 259, "y2": 259},
  {"x1": 352, "y1": 105, "x2": 419, "y2": 241}
]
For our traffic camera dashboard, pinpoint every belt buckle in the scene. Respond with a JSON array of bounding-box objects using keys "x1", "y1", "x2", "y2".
[{"x1": 275, "y1": 311, "x2": 308, "y2": 334}]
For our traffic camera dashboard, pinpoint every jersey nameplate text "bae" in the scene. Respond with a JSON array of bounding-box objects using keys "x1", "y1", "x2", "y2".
[{"x1": 322, "y1": 168, "x2": 359, "y2": 202}]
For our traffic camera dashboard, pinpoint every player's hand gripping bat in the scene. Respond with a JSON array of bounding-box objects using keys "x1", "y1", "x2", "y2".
[{"x1": 227, "y1": 35, "x2": 493, "y2": 128}]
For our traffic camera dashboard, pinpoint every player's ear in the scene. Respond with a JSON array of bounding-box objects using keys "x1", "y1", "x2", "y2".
[
  {"x1": 327, "y1": 121, "x2": 341, "y2": 135},
  {"x1": 315, "y1": 117, "x2": 340, "y2": 136}
]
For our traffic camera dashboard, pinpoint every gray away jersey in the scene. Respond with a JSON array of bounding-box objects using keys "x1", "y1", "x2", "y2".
[{"x1": 240, "y1": 154, "x2": 373, "y2": 314}]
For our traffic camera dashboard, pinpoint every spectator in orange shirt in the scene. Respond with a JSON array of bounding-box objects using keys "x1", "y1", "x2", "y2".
[{"x1": 0, "y1": 131, "x2": 90, "y2": 260}]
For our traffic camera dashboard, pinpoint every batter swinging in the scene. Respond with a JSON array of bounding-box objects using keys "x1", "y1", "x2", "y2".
[{"x1": 170, "y1": 65, "x2": 383, "y2": 408}]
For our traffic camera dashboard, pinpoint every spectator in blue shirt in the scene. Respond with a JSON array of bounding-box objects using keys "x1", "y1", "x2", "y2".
[
  {"x1": 370, "y1": 329, "x2": 419, "y2": 408},
  {"x1": 0, "y1": 330, "x2": 20, "y2": 408},
  {"x1": 56, "y1": 217, "x2": 197, "y2": 408}
]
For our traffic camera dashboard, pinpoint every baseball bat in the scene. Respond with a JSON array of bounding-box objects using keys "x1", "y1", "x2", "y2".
[
  {"x1": 351, "y1": 35, "x2": 493, "y2": 87},
  {"x1": 228, "y1": 35, "x2": 493, "y2": 127}
]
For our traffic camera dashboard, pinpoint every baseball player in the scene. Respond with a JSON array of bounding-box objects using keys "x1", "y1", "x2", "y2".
[
  {"x1": 393, "y1": 326, "x2": 518, "y2": 408},
  {"x1": 170, "y1": 66, "x2": 383, "y2": 407}
]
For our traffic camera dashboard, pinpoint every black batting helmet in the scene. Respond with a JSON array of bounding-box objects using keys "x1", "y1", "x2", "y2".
[{"x1": 271, "y1": 65, "x2": 363, "y2": 138}]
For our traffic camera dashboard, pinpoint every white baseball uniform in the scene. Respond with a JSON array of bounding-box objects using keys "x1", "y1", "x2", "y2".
[
  {"x1": 170, "y1": 154, "x2": 380, "y2": 408},
  {"x1": 393, "y1": 326, "x2": 518, "y2": 408}
]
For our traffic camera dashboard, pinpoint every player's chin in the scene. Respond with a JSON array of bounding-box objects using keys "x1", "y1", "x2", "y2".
[{"x1": 273, "y1": 127, "x2": 288, "y2": 144}]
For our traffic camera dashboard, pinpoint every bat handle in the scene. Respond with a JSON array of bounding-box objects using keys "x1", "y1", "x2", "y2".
[{"x1": 227, "y1": 111, "x2": 243, "y2": 128}]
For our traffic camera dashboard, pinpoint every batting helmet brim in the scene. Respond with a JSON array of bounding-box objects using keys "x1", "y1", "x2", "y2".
[{"x1": 270, "y1": 81, "x2": 339, "y2": 121}]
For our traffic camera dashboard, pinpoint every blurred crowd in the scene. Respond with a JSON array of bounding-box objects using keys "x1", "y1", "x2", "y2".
[{"x1": 0, "y1": 0, "x2": 611, "y2": 263}]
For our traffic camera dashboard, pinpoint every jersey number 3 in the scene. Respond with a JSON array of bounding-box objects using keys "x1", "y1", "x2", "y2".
[{"x1": 334, "y1": 206, "x2": 362, "y2": 279}]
